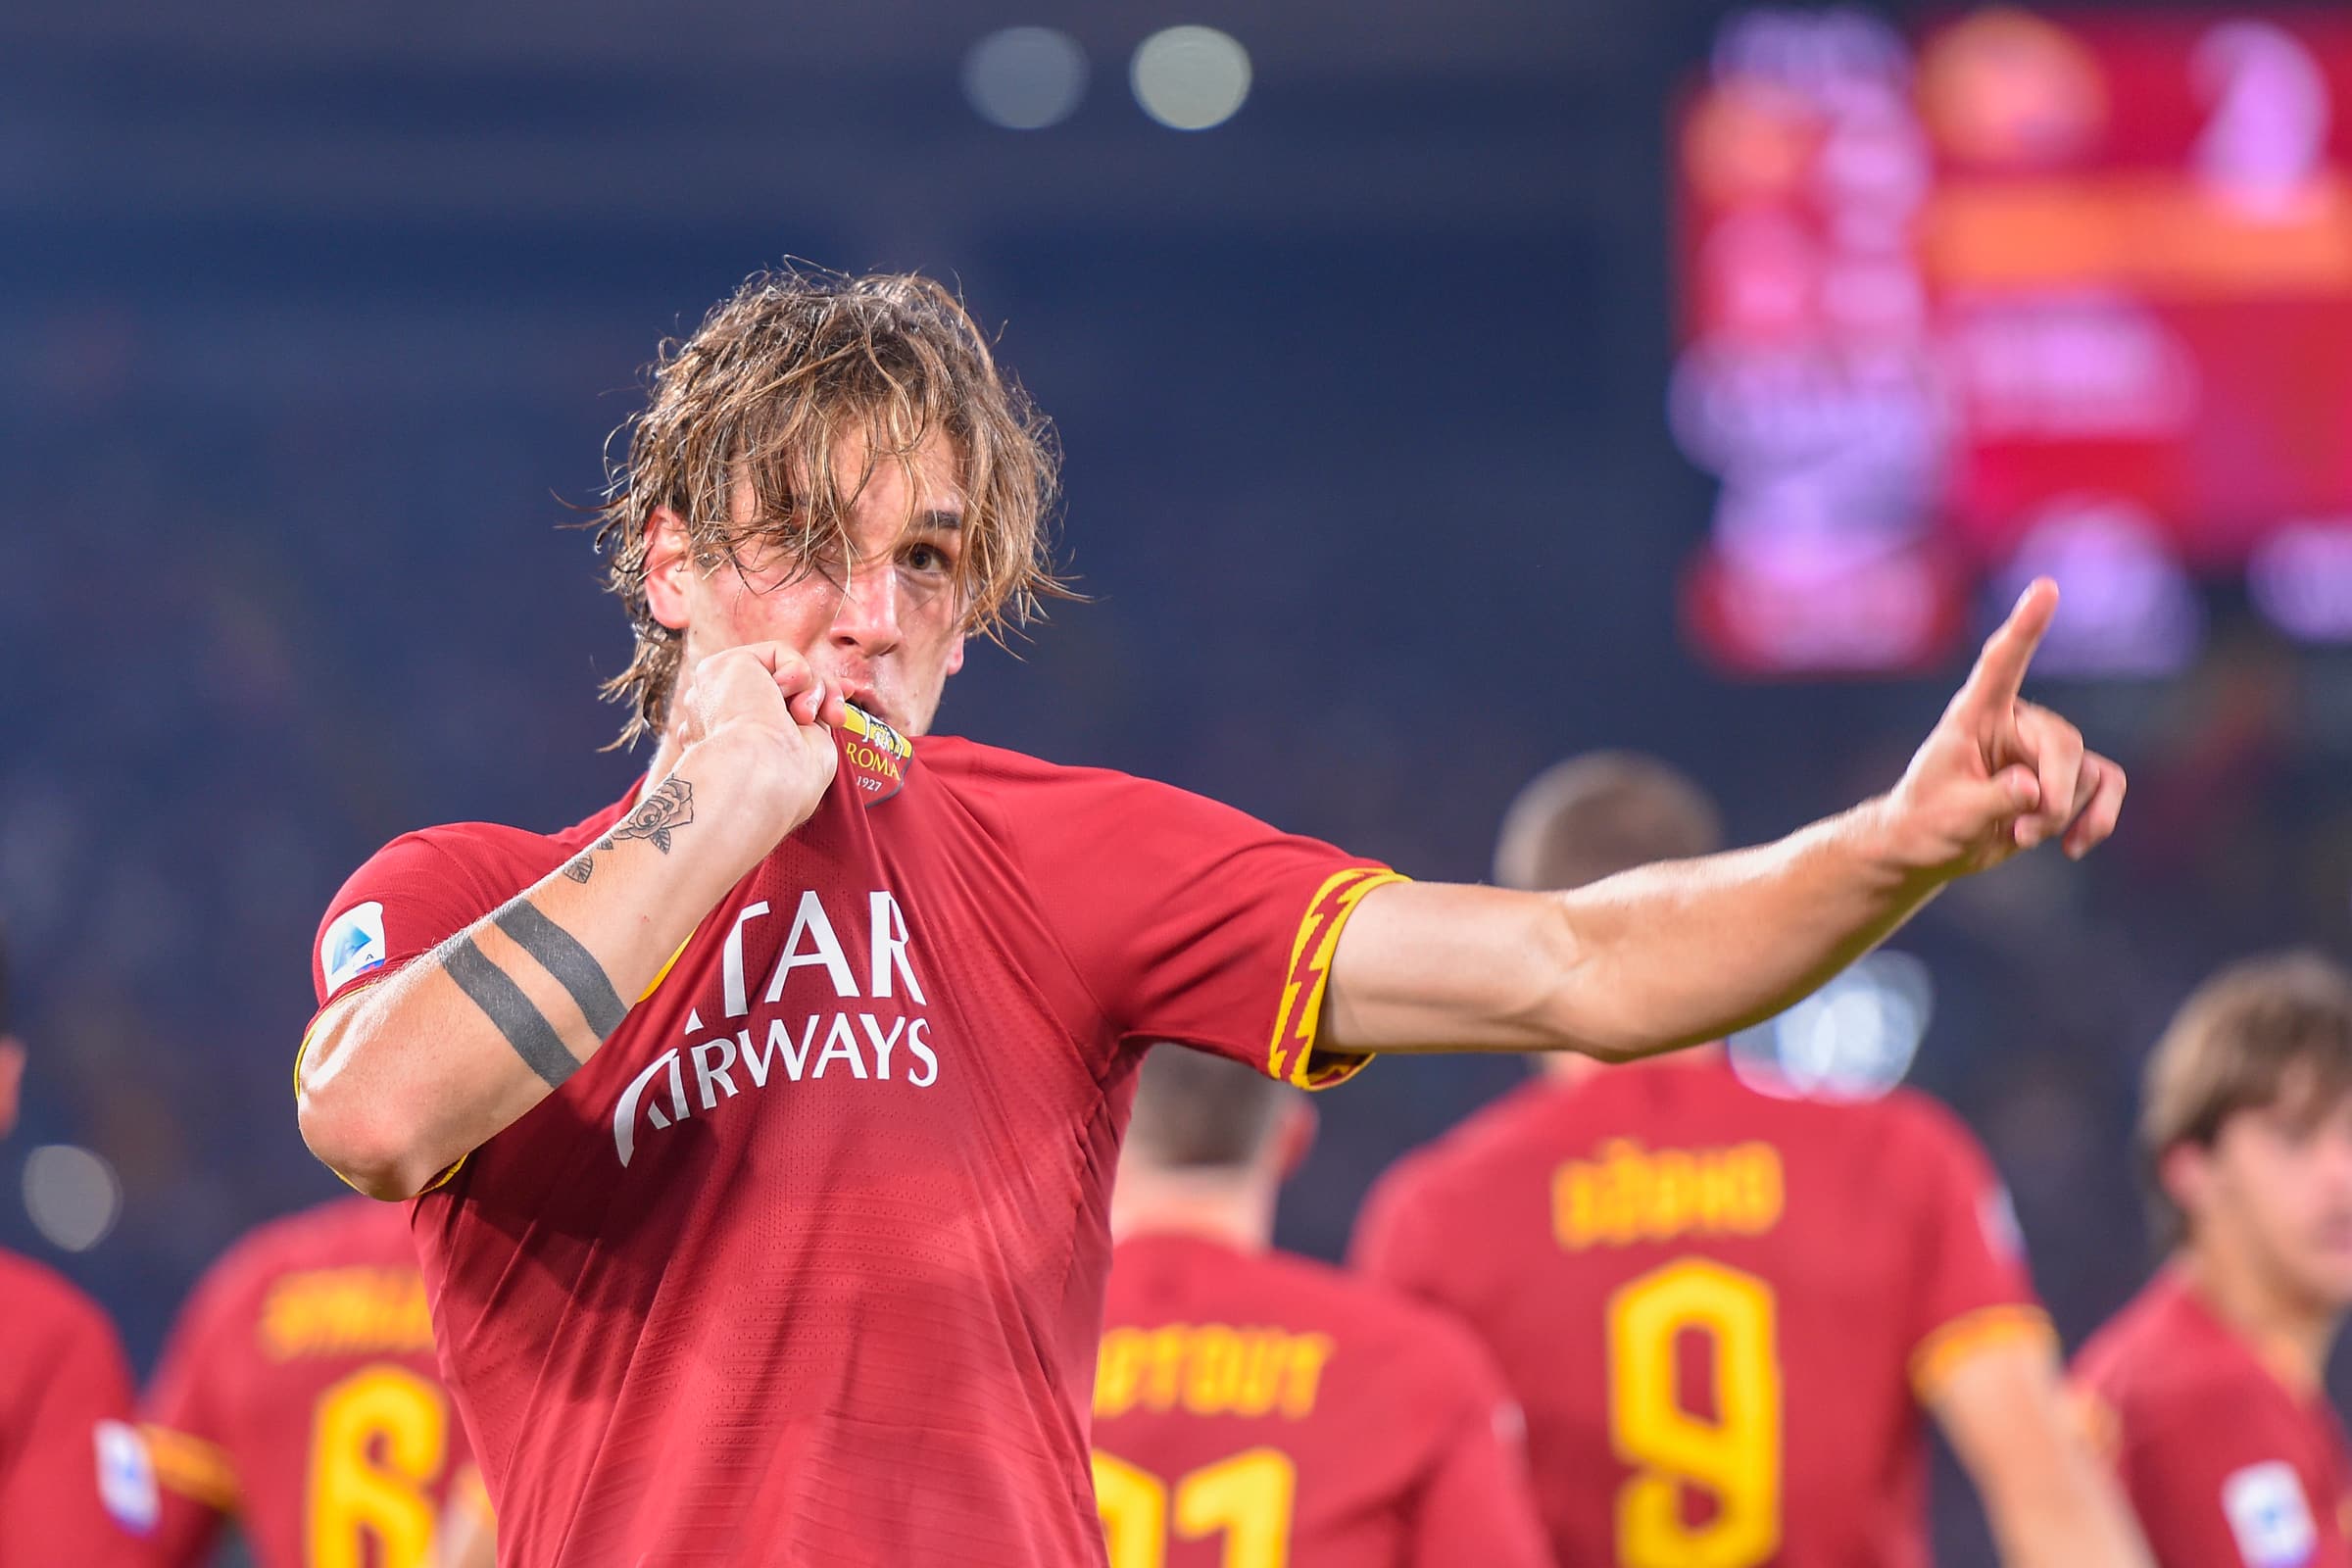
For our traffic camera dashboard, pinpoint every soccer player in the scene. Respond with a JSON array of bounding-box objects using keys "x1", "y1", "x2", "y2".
[
  {"x1": 0, "y1": 925, "x2": 157, "y2": 1562},
  {"x1": 1353, "y1": 753, "x2": 2149, "y2": 1568},
  {"x1": 290, "y1": 267, "x2": 2126, "y2": 1564},
  {"x1": 1093, "y1": 1047, "x2": 1551, "y2": 1568},
  {"x1": 141, "y1": 1193, "x2": 492, "y2": 1568},
  {"x1": 2073, "y1": 952, "x2": 2352, "y2": 1568}
]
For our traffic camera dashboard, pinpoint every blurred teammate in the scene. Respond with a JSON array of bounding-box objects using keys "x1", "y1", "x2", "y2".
[
  {"x1": 1353, "y1": 754, "x2": 2148, "y2": 1568},
  {"x1": 2073, "y1": 953, "x2": 2352, "y2": 1568},
  {"x1": 0, "y1": 924, "x2": 157, "y2": 1562},
  {"x1": 291, "y1": 267, "x2": 2124, "y2": 1564},
  {"x1": 1093, "y1": 1048, "x2": 1550, "y2": 1568},
  {"x1": 142, "y1": 1193, "x2": 492, "y2": 1567}
]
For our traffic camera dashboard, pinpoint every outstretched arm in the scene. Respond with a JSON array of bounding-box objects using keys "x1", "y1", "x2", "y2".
[{"x1": 1323, "y1": 580, "x2": 2125, "y2": 1058}]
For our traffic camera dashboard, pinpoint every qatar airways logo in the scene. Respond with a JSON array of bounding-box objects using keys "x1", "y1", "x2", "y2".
[{"x1": 612, "y1": 889, "x2": 938, "y2": 1166}]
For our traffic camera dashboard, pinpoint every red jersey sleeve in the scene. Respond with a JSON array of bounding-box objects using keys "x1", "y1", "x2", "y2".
[
  {"x1": 309, "y1": 829, "x2": 519, "y2": 1013},
  {"x1": 1893, "y1": 1096, "x2": 2051, "y2": 1401},
  {"x1": 1008, "y1": 766, "x2": 1400, "y2": 1088},
  {"x1": 141, "y1": 1249, "x2": 251, "y2": 1563},
  {"x1": 2105, "y1": 1382, "x2": 2335, "y2": 1568},
  {"x1": 0, "y1": 1284, "x2": 152, "y2": 1566},
  {"x1": 1408, "y1": 1365, "x2": 1551, "y2": 1568}
]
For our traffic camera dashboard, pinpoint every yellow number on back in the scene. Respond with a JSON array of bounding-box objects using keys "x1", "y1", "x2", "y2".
[
  {"x1": 1606, "y1": 1258, "x2": 1782, "y2": 1568},
  {"x1": 306, "y1": 1363, "x2": 447, "y2": 1568},
  {"x1": 1094, "y1": 1446, "x2": 1298, "y2": 1568}
]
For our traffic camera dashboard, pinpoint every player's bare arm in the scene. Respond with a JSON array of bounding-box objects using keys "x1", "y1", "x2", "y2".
[
  {"x1": 296, "y1": 642, "x2": 845, "y2": 1200},
  {"x1": 1931, "y1": 1338, "x2": 2154, "y2": 1568},
  {"x1": 1323, "y1": 578, "x2": 2127, "y2": 1059}
]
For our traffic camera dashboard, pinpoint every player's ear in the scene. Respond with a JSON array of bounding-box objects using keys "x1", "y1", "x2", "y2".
[
  {"x1": 1274, "y1": 1100, "x2": 1317, "y2": 1181},
  {"x1": 945, "y1": 632, "x2": 966, "y2": 677},
  {"x1": 645, "y1": 508, "x2": 697, "y2": 633},
  {"x1": 2157, "y1": 1141, "x2": 2211, "y2": 1230}
]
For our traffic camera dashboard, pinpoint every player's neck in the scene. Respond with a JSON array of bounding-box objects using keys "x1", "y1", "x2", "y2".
[
  {"x1": 2178, "y1": 1246, "x2": 2342, "y2": 1397},
  {"x1": 1110, "y1": 1173, "x2": 1277, "y2": 1252}
]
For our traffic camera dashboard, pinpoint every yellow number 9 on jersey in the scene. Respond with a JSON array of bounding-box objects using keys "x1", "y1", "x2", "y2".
[
  {"x1": 1606, "y1": 1257, "x2": 1783, "y2": 1568},
  {"x1": 307, "y1": 1364, "x2": 449, "y2": 1568}
]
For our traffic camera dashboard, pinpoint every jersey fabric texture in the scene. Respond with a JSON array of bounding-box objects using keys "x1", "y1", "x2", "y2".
[
  {"x1": 1351, "y1": 1057, "x2": 2045, "y2": 1568},
  {"x1": 2073, "y1": 1267, "x2": 2352, "y2": 1568},
  {"x1": 0, "y1": 1248, "x2": 151, "y2": 1565},
  {"x1": 301, "y1": 732, "x2": 1393, "y2": 1567},
  {"x1": 1092, "y1": 1231, "x2": 1551, "y2": 1568},
  {"x1": 142, "y1": 1194, "x2": 473, "y2": 1567}
]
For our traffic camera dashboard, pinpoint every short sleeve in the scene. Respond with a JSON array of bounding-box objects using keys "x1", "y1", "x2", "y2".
[
  {"x1": 1895, "y1": 1097, "x2": 2052, "y2": 1400},
  {"x1": 1010, "y1": 767, "x2": 1400, "y2": 1089},
  {"x1": 0, "y1": 1290, "x2": 153, "y2": 1565},
  {"x1": 140, "y1": 1250, "x2": 249, "y2": 1550},
  {"x1": 2109, "y1": 1385, "x2": 2330, "y2": 1568},
  {"x1": 310, "y1": 831, "x2": 518, "y2": 1012}
]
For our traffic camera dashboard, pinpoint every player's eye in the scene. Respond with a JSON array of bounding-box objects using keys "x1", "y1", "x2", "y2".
[{"x1": 903, "y1": 542, "x2": 953, "y2": 575}]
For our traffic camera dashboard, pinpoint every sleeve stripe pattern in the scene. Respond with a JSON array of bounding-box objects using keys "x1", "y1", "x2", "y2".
[
  {"x1": 1266, "y1": 868, "x2": 1407, "y2": 1090},
  {"x1": 1909, "y1": 1301, "x2": 2058, "y2": 1399},
  {"x1": 140, "y1": 1424, "x2": 240, "y2": 1511}
]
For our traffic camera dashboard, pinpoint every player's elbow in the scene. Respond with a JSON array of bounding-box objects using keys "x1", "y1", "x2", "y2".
[
  {"x1": 296, "y1": 1016, "x2": 435, "y2": 1200},
  {"x1": 1522, "y1": 899, "x2": 1651, "y2": 1063},
  {"x1": 298, "y1": 1089, "x2": 429, "y2": 1200}
]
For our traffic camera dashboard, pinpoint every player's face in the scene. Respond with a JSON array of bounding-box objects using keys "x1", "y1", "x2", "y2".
[
  {"x1": 661, "y1": 430, "x2": 969, "y2": 736},
  {"x1": 2194, "y1": 1093, "x2": 2352, "y2": 1310}
]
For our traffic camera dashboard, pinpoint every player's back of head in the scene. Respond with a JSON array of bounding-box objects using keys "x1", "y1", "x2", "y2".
[
  {"x1": 1124, "y1": 1045, "x2": 1295, "y2": 1176},
  {"x1": 2140, "y1": 949, "x2": 2352, "y2": 1250},
  {"x1": 1494, "y1": 750, "x2": 1724, "y2": 893}
]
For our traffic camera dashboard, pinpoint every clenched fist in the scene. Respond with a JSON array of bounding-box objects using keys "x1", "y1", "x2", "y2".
[
  {"x1": 1883, "y1": 579, "x2": 2127, "y2": 880},
  {"x1": 670, "y1": 642, "x2": 849, "y2": 846}
]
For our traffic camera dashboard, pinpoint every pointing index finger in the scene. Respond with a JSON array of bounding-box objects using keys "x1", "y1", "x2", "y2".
[{"x1": 1958, "y1": 578, "x2": 2059, "y2": 713}]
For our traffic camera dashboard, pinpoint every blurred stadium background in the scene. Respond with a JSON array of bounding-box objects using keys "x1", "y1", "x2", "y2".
[{"x1": 7, "y1": 1, "x2": 2352, "y2": 1559}]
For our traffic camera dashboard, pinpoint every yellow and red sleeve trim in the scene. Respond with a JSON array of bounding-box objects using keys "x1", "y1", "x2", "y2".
[
  {"x1": 1909, "y1": 1301, "x2": 2058, "y2": 1400},
  {"x1": 141, "y1": 1424, "x2": 240, "y2": 1512},
  {"x1": 1266, "y1": 868, "x2": 1408, "y2": 1091}
]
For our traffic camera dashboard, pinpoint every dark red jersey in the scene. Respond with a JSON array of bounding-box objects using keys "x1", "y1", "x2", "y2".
[
  {"x1": 0, "y1": 1248, "x2": 153, "y2": 1564},
  {"x1": 1351, "y1": 1057, "x2": 2044, "y2": 1568},
  {"x1": 141, "y1": 1195, "x2": 474, "y2": 1568},
  {"x1": 2073, "y1": 1267, "x2": 2352, "y2": 1568},
  {"x1": 1092, "y1": 1232, "x2": 1551, "y2": 1568},
  {"x1": 302, "y1": 729, "x2": 1394, "y2": 1567}
]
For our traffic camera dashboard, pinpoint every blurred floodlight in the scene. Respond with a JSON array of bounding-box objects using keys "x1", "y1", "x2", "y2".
[
  {"x1": 1132, "y1": 26, "x2": 1251, "y2": 131},
  {"x1": 1732, "y1": 950, "x2": 1934, "y2": 1101},
  {"x1": 962, "y1": 27, "x2": 1088, "y2": 130},
  {"x1": 2251, "y1": 520, "x2": 2352, "y2": 642},
  {"x1": 24, "y1": 1144, "x2": 122, "y2": 1252}
]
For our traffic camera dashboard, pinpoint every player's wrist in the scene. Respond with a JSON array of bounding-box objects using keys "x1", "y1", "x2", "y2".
[
  {"x1": 1840, "y1": 793, "x2": 1958, "y2": 892},
  {"x1": 675, "y1": 725, "x2": 827, "y2": 847}
]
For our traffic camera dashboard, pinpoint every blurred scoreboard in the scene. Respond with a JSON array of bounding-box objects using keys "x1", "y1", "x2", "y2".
[{"x1": 1675, "y1": 8, "x2": 2352, "y2": 676}]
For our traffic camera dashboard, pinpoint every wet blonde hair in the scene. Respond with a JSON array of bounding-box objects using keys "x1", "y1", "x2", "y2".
[{"x1": 593, "y1": 265, "x2": 1064, "y2": 745}]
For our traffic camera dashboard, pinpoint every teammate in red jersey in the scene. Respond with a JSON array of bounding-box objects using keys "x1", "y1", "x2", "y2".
[
  {"x1": 1093, "y1": 1047, "x2": 1550, "y2": 1568},
  {"x1": 0, "y1": 926, "x2": 157, "y2": 1564},
  {"x1": 141, "y1": 1193, "x2": 492, "y2": 1568},
  {"x1": 290, "y1": 268, "x2": 2126, "y2": 1564},
  {"x1": 2073, "y1": 953, "x2": 2352, "y2": 1568},
  {"x1": 1353, "y1": 754, "x2": 2148, "y2": 1568}
]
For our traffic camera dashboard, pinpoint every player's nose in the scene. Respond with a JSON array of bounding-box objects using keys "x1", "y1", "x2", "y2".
[{"x1": 831, "y1": 559, "x2": 904, "y2": 654}]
